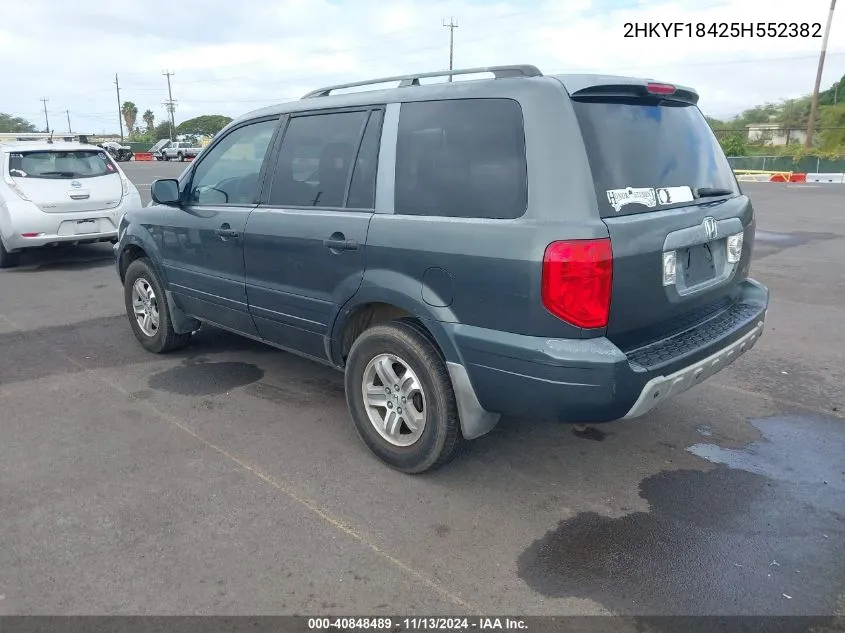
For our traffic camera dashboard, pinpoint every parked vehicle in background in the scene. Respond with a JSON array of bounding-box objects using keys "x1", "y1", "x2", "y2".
[
  {"x1": 98, "y1": 141, "x2": 134, "y2": 162},
  {"x1": 114, "y1": 64, "x2": 768, "y2": 473},
  {"x1": 149, "y1": 139, "x2": 171, "y2": 161},
  {"x1": 1, "y1": 141, "x2": 142, "y2": 268},
  {"x1": 160, "y1": 141, "x2": 202, "y2": 162}
]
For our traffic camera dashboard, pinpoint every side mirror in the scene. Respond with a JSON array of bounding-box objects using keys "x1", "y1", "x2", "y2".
[{"x1": 150, "y1": 179, "x2": 181, "y2": 205}]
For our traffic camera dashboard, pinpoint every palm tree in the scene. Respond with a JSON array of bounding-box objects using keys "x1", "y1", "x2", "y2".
[
  {"x1": 121, "y1": 101, "x2": 138, "y2": 138},
  {"x1": 142, "y1": 109, "x2": 155, "y2": 133}
]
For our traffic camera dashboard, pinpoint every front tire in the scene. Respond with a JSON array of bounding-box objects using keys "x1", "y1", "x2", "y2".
[
  {"x1": 0, "y1": 239, "x2": 20, "y2": 269},
  {"x1": 123, "y1": 258, "x2": 191, "y2": 353},
  {"x1": 344, "y1": 321, "x2": 464, "y2": 473}
]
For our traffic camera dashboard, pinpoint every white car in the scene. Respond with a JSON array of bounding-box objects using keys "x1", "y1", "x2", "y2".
[{"x1": 0, "y1": 141, "x2": 142, "y2": 268}]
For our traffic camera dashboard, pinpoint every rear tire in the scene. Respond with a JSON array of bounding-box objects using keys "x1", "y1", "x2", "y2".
[
  {"x1": 344, "y1": 321, "x2": 464, "y2": 473},
  {"x1": 123, "y1": 258, "x2": 191, "y2": 353},
  {"x1": 0, "y1": 239, "x2": 20, "y2": 269},
  {"x1": 178, "y1": 152, "x2": 185, "y2": 162}
]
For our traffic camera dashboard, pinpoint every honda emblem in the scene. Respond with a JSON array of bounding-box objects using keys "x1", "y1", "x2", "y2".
[{"x1": 703, "y1": 217, "x2": 717, "y2": 240}]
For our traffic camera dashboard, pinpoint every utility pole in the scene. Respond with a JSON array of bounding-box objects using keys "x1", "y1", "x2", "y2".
[
  {"x1": 805, "y1": 0, "x2": 837, "y2": 147},
  {"x1": 163, "y1": 70, "x2": 176, "y2": 140},
  {"x1": 66, "y1": 110, "x2": 72, "y2": 134},
  {"x1": 115, "y1": 73, "x2": 124, "y2": 142},
  {"x1": 40, "y1": 98, "x2": 50, "y2": 133},
  {"x1": 442, "y1": 17, "x2": 458, "y2": 81}
]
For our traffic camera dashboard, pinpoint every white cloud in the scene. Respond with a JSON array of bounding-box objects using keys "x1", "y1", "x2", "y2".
[{"x1": 2, "y1": 0, "x2": 843, "y2": 133}]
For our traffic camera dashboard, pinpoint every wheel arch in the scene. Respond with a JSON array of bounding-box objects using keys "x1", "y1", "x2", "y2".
[
  {"x1": 117, "y1": 231, "x2": 199, "y2": 335},
  {"x1": 329, "y1": 287, "x2": 463, "y2": 369}
]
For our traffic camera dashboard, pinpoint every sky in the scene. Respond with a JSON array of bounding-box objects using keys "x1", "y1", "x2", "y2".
[{"x1": 1, "y1": 0, "x2": 843, "y2": 134}]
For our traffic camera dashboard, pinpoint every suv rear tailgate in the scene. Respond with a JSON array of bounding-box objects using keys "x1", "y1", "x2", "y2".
[{"x1": 567, "y1": 82, "x2": 756, "y2": 353}]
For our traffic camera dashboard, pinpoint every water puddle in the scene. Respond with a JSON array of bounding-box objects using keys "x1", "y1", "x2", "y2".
[{"x1": 517, "y1": 415, "x2": 845, "y2": 622}]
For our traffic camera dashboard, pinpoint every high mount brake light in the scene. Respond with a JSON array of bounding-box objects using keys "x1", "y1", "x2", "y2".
[{"x1": 647, "y1": 82, "x2": 677, "y2": 95}]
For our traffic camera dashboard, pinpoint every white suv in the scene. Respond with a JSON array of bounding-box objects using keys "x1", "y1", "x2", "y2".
[{"x1": 1, "y1": 141, "x2": 142, "y2": 268}]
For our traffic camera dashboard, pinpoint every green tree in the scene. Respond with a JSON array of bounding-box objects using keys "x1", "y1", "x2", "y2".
[
  {"x1": 720, "y1": 134, "x2": 748, "y2": 157},
  {"x1": 817, "y1": 104, "x2": 845, "y2": 151},
  {"x1": 176, "y1": 114, "x2": 233, "y2": 137},
  {"x1": 0, "y1": 113, "x2": 37, "y2": 133},
  {"x1": 777, "y1": 99, "x2": 806, "y2": 145},
  {"x1": 121, "y1": 101, "x2": 138, "y2": 138},
  {"x1": 152, "y1": 121, "x2": 173, "y2": 141},
  {"x1": 142, "y1": 109, "x2": 155, "y2": 133},
  {"x1": 819, "y1": 74, "x2": 845, "y2": 106},
  {"x1": 735, "y1": 103, "x2": 778, "y2": 127}
]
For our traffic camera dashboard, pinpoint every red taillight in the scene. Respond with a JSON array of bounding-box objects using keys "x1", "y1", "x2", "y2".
[
  {"x1": 21, "y1": 233, "x2": 42, "y2": 238},
  {"x1": 647, "y1": 82, "x2": 676, "y2": 95},
  {"x1": 541, "y1": 239, "x2": 613, "y2": 329}
]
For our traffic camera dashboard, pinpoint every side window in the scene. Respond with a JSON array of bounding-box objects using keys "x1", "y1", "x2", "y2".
[
  {"x1": 395, "y1": 99, "x2": 528, "y2": 219},
  {"x1": 188, "y1": 119, "x2": 277, "y2": 206},
  {"x1": 268, "y1": 110, "x2": 370, "y2": 209},
  {"x1": 347, "y1": 110, "x2": 383, "y2": 209}
]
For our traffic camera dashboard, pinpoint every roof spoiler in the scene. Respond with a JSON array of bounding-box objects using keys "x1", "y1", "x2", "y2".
[{"x1": 568, "y1": 81, "x2": 699, "y2": 105}]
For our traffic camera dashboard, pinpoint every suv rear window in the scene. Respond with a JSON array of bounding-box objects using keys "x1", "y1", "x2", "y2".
[
  {"x1": 8, "y1": 150, "x2": 117, "y2": 179},
  {"x1": 572, "y1": 99, "x2": 738, "y2": 217},
  {"x1": 395, "y1": 99, "x2": 528, "y2": 219}
]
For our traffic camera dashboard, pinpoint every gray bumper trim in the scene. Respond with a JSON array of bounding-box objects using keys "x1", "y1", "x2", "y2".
[{"x1": 623, "y1": 319, "x2": 765, "y2": 419}]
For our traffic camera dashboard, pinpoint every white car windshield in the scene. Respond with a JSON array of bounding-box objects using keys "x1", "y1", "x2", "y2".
[{"x1": 8, "y1": 150, "x2": 118, "y2": 179}]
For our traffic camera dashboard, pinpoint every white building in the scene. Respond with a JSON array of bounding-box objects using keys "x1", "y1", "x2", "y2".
[{"x1": 745, "y1": 123, "x2": 807, "y2": 146}]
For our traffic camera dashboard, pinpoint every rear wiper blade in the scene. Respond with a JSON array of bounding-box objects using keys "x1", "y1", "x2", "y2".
[{"x1": 695, "y1": 187, "x2": 734, "y2": 198}]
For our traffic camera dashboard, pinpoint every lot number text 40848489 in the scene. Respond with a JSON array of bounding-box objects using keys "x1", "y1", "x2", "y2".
[
  {"x1": 307, "y1": 618, "x2": 528, "y2": 630},
  {"x1": 623, "y1": 22, "x2": 822, "y2": 38}
]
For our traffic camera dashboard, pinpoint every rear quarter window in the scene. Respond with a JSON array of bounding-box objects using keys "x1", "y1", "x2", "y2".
[{"x1": 395, "y1": 98, "x2": 528, "y2": 219}]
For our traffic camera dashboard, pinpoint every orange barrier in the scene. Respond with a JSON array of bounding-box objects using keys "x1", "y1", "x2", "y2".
[
  {"x1": 134, "y1": 152, "x2": 153, "y2": 161},
  {"x1": 789, "y1": 173, "x2": 806, "y2": 183},
  {"x1": 768, "y1": 172, "x2": 792, "y2": 182}
]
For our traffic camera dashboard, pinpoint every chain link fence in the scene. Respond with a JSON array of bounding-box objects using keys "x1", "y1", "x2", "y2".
[{"x1": 727, "y1": 155, "x2": 845, "y2": 173}]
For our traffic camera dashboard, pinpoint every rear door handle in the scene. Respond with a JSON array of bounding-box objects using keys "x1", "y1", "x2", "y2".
[
  {"x1": 323, "y1": 238, "x2": 358, "y2": 251},
  {"x1": 215, "y1": 226, "x2": 240, "y2": 239}
]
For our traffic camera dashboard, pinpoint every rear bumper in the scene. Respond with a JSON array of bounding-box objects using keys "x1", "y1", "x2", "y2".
[
  {"x1": 622, "y1": 318, "x2": 763, "y2": 418},
  {"x1": 446, "y1": 278, "x2": 768, "y2": 426},
  {"x1": 1, "y1": 194, "x2": 140, "y2": 251}
]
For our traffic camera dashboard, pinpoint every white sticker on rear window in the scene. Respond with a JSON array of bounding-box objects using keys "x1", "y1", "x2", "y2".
[
  {"x1": 655, "y1": 186, "x2": 694, "y2": 205},
  {"x1": 606, "y1": 187, "x2": 656, "y2": 212}
]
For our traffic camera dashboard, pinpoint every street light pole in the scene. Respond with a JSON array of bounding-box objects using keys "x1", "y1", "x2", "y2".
[{"x1": 805, "y1": 0, "x2": 837, "y2": 147}]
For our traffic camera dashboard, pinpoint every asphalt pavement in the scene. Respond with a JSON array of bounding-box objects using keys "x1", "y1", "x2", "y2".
[{"x1": 1, "y1": 163, "x2": 843, "y2": 628}]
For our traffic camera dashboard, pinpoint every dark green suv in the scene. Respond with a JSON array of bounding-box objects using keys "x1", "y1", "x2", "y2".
[{"x1": 114, "y1": 65, "x2": 769, "y2": 473}]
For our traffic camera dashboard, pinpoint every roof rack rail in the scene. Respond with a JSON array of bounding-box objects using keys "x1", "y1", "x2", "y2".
[{"x1": 301, "y1": 64, "x2": 543, "y2": 99}]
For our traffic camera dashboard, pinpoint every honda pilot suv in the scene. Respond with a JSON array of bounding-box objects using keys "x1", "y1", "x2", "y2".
[{"x1": 114, "y1": 65, "x2": 769, "y2": 473}]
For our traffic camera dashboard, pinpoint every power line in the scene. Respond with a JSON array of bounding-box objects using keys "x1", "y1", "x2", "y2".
[
  {"x1": 104, "y1": 0, "x2": 726, "y2": 92},
  {"x1": 547, "y1": 51, "x2": 845, "y2": 74}
]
